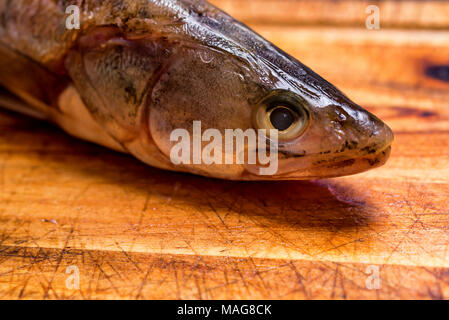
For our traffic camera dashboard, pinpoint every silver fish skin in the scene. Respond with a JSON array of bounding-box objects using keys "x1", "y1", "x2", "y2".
[{"x1": 0, "y1": 0, "x2": 393, "y2": 180}]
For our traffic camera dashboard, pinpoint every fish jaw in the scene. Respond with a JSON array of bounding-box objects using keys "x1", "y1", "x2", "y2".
[
  {"x1": 260, "y1": 145, "x2": 393, "y2": 181},
  {"x1": 243, "y1": 135, "x2": 394, "y2": 180}
]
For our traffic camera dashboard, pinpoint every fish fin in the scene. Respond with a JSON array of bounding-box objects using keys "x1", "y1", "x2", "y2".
[
  {"x1": 0, "y1": 85, "x2": 127, "y2": 154},
  {"x1": 0, "y1": 87, "x2": 47, "y2": 120},
  {"x1": 54, "y1": 85, "x2": 127, "y2": 153}
]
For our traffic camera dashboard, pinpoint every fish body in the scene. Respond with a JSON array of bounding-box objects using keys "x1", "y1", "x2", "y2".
[{"x1": 0, "y1": 0, "x2": 393, "y2": 180}]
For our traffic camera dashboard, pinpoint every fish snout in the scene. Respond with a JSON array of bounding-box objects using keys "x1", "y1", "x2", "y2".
[
  {"x1": 317, "y1": 104, "x2": 395, "y2": 177},
  {"x1": 351, "y1": 107, "x2": 394, "y2": 158}
]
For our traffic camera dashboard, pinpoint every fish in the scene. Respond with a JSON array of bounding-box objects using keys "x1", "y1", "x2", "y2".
[{"x1": 0, "y1": 0, "x2": 394, "y2": 180}]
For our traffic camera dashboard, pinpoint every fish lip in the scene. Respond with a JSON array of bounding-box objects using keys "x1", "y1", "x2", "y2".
[
  {"x1": 242, "y1": 141, "x2": 393, "y2": 180},
  {"x1": 318, "y1": 144, "x2": 392, "y2": 173},
  {"x1": 272, "y1": 143, "x2": 393, "y2": 180}
]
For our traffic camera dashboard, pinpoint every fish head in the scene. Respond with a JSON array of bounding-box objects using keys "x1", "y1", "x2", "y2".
[
  {"x1": 148, "y1": 6, "x2": 394, "y2": 180},
  {"x1": 244, "y1": 86, "x2": 395, "y2": 180}
]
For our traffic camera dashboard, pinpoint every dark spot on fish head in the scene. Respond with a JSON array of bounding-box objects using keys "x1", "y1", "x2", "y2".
[
  {"x1": 339, "y1": 140, "x2": 359, "y2": 153},
  {"x1": 327, "y1": 159, "x2": 356, "y2": 169},
  {"x1": 361, "y1": 145, "x2": 378, "y2": 155},
  {"x1": 425, "y1": 64, "x2": 449, "y2": 83},
  {"x1": 279, "y1": 150, "x2": 307, "y2": 159},
  {"x1": 367, "y1": 158, "x2": 380, "y2": 167},
  {"x1": 124, "y1": 85, "x2": 137, "y2": 105}
]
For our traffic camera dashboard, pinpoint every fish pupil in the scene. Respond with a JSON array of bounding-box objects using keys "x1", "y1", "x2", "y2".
[{"x1": 270, "y1": 107, "x2": 294, "y2": 131}]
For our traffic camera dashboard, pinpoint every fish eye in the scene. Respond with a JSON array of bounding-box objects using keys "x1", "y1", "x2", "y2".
[
  {"x1": 253, "y1": 90, "x2": 310, "y2": 140},
  {"x1": 270, "y1": 106, "x2": 295, "y2": 131}
]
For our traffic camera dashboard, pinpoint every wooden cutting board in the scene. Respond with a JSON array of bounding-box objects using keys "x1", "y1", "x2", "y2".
[{"x1": 0, "y1": 0, "x2": 448, "y2": 299}]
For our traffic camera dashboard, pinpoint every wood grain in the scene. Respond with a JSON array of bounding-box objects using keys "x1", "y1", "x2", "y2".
[
  {"x1": 211, "y1": 0, "x2": 449, "y2": 29},
  {"x1": 0, "y1": 0, "x2": 449, "y2": 299}
]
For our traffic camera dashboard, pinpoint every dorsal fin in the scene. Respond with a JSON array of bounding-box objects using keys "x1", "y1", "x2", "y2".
[{"x1": 0, "y1": 87, "x2": 46, "y2": 119}]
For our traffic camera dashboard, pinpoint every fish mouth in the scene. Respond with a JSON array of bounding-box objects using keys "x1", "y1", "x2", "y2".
[
  {"x1": 273, "y1": 144, "x2": 393, "y2": 180},
  {"x1": 309, "y1": 145, "x2": 392, "y2": 179},
  {"x1": 242, "y1": 142, "x2": 393, "y2": 181}
]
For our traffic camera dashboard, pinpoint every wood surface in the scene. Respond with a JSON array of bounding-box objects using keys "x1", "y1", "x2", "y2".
[
  {"x1": 0, "y1": 0, "x2": 449, "y2": 299},
  {"x1": 213, "y1": 0, "x2": 449, "y2": 29}
]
